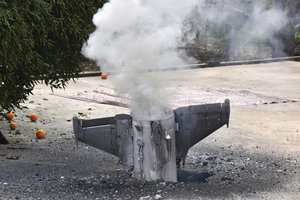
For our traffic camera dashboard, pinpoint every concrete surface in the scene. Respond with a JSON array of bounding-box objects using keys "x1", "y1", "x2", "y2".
[{"x1": 0, "y1": 61, "x2": 300, "y2": 200}]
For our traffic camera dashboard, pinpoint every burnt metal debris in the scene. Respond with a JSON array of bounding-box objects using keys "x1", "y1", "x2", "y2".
[{"x1": 73, "y1": 99, "x2": 230, "y2": 182}]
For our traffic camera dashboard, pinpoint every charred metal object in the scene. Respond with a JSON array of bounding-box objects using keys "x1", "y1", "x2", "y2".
[{"x1": 73, "y1": 99, "x2": 230, "y2": 182}]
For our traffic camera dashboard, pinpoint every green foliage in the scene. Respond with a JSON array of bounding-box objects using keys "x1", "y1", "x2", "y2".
[
  {"x1": 296, "y1": 32, "x2": 300, "y2": 43},
  {"x1": 0, "y1": 0, "x2": 105, "y2": 110}
]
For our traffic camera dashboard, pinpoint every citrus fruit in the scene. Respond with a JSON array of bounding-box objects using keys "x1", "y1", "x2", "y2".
[
  {"x1": 36, "y1": 129, "x2": 46, "y2": 139},
  {"x1": 6, "y1": 112, "x2": 14, "y2": 120},
  {"x1": 29, "y1": 113, "x2": 39, "y2": 122},
  {"x1": 9, "y1": 122, "x2": 17, "y2": 130},
  {"x1": 101, "y1": 72, "x2": 108, "y2": 79}
]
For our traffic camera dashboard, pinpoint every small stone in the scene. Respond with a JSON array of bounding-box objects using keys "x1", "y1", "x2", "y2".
[
  {"x1": 15, "y1": 130, "x2": 21, "y2": 135},
  {"x1": 139, "y1": 196, "x2": 153, "y2": 200},
  {"x1": 154, "y1": 194, "x2": 162, "y2": 200},
  {"x1": 221, "y1": 177, "x2": 234, "y2": 182},
  {"x1": 6, "y1": 156, "x2": 19, "y2": 160},
  {"x1": 159, "y1": 182, "x2": 166, "y2": 186},
  {"x1": 206, "y1": 156, "x2": 217, "y2": 161}
]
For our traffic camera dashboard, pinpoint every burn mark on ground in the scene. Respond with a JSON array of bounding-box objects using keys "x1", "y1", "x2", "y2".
[
  {"x1": 1, "y1": 140, "x2": 297, "y2": 199},
  {"x1": 53, "y1": 85, "x2": 296, "y2": 109}
]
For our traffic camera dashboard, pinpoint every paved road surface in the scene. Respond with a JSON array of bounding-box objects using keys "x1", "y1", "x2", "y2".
[{"x1": 1, "y1": 61, "x2": 299, "y2": 200}]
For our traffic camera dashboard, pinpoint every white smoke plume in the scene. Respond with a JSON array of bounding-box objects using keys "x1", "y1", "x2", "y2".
[
  {"x1": 82, "y1": 0, "x2": 291, "y2": 119},
  {"x1": 183, "y1": 1, "x2": 290, "y2": 59},
  {"x1": 82, "y1": 0, "x2": 198, "y2": 119}
]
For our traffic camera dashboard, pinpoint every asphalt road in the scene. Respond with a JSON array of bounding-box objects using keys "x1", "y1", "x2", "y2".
[{"x1": 1, "y1": 61, "x2": 300, "y2": 200}]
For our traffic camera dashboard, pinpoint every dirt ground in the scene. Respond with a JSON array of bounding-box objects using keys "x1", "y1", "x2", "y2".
[{"x1": 0, "y1": 61, "x2": 299, "y2": 200}]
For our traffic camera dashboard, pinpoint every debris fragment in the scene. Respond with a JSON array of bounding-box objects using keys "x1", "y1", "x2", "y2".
[
  {"x1": 221, "y1": 177, "x2": 234, "y2": 182},
  {"x1": 139, "y1": 196, "x2": 153, "y2": 200},
  {"x1": 6, "y1": 155, "x2": 20, "y2": 160}
]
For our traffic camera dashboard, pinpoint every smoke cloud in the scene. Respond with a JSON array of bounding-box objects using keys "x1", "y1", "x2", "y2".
[
  {"x1": 82, "y1": 0, "x2": 198, "y2": 119},
  {"x1": 82, "y1": 0, "x2": 290, "y2": 119},
  {"x1": 183, "y1": 1, "x2": 290, "y2": 60}
]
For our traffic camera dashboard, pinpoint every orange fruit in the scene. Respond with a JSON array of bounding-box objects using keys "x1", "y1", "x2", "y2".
[
  {"x1": 101, "y1": 72, "x2": 108, "y2": 79},
  {"x1": 29, "y1": 113, "x2": 39, "y2": 122},
  {"x1": 36, "y1": 129, "x2": 46, "y2": 139},
  {"x1": 9, "y1": 122, "x2": 17, "y2": 130},
  {"x1": 6, "y1": 112, "x2": 14, "y2": 120}
]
